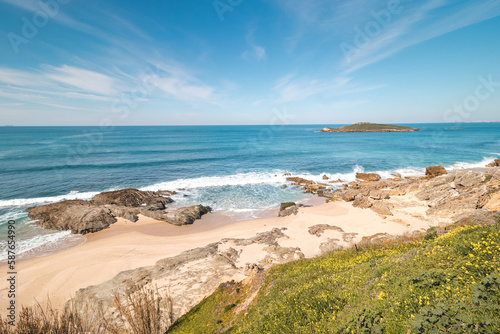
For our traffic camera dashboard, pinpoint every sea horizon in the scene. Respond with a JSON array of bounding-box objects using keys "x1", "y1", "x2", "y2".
[{"x1": 1, "y1": 122, "x2": 500, "y2": 261}]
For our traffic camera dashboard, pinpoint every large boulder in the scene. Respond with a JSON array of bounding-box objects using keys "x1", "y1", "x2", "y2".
[
  {"x1": 278, "y1": 202, "x2": 298, "y2": 217},
  {"x1": 486, "y1": 159, "x2": 500, "y2": 167},
  {"x1": 92, "y1": 189, "x2": 172, "y2": 209},
  {"x1": 160, "y1": 205, "x2": 212, "y2": 226},
  {"x1": 371, "y1": 202, "x2": 393, "y2": 216},
  {"x1": 425, "y1": 166, "x2": 447, "y2": 178},
  {"x1": 27, "y1": 200, "x2": 116, "y2": 234},
  {"x1": 352, "y1": 195, "x2": 372, "y2": 209},
  {"x1": 356, "y1": 173, "x2": 381, "y2": 182}
]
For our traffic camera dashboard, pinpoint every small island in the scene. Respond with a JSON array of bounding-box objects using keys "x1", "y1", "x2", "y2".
[{"x1": 317, "y1": 122, "x2": 421, "y2": 133}]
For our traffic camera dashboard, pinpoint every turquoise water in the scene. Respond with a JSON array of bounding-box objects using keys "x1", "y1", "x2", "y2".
[{"x1": 1, "y1": 124, "x2": 500, "y2": 259}]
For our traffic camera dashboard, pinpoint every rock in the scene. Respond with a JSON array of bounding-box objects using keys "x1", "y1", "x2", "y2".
[
  {"x1": 160, "y1": 205, "x2": 212, "y2": 226},
  {"x1": 283, "y1": 173, "x2": 291, "y2": 176},
  {"x1": 92, "y1": 189, "x2": 172, "y2": 210},
  {"x1": 352, "y1": 195, "x2": 372, "y2": 209},
  {"x1": 455, "y1": 172, "x2": 484, "y2": 188},
  {"x1": 356, "y1": 173, "x2": 381, "y2": 182},
  {"x1": 425, "y1": 166, "x2": 447, "y2": 178},
  {"x1": 308, "y1": 224, "x2": 344, "y2": 237},
  {"x1": 108, "y1": 206, "x2": 140, "y2": 222},
  {"x1": 278, "y1": 202, "x2": 298, "y2": 217},
  {"x1": 281, "y1": 184, "x2": 287, "y2": 189},
  {"x1": 369, "y1": 190, "x2": 390, "y2": 200},
  {"x1": 486, "y1": 159, "x2": 500, "y2": 167},
  {"x1": 371, "y1": 202, "x2": 393, "y2": 216},
  {"x1": 286, "y1": 177, "x2": 315, "y2": 185},
  {"x1": 486, "y1": 191, "x2": 500, "y2": 211},
  {"x1": 27, "y1": 200, "x2": 116, "y2": 234},
  {"x1": 322, "y1": 175, "x2": 329, "y2": 180},
  {"x1": 244, "y1": 263, "x2": 262, "y2": 275},
  {"x1": 454, "y1": 210, "x2": 498, "y2": 226},
  {"x1": 340, "y1": 190, "x2": 358, "y2": 202}
]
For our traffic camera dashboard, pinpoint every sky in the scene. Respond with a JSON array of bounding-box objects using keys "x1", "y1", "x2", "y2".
[{"x1": 0, "y1": 0, "x2": 499, "y2": 125}]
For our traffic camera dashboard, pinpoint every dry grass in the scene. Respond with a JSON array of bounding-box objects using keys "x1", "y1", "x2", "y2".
[
  {"x1": 0, "y1": 286, "x2": 173, "y2": 334},
  {"x1": 112, "y1": 286, "x2": 174, "y2": 334}
]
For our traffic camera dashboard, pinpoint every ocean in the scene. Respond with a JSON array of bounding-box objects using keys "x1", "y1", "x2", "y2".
[{"x1": 1, "y1": 123, "x2": 500, "y2": 260}]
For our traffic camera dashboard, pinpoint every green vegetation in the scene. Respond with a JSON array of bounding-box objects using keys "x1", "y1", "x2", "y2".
[
  {"x1": 279, "y1": 202, "x2": 296, "y2": 211},
  {"x1": 322, "y1": 122, "x2": 420, "y2": 132},
  {"x1": 169, "y1": 222, "x2": 500, "y2": 333}
]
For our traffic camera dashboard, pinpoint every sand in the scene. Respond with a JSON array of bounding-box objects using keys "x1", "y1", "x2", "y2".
[{"x1": 0, "y1": 199, "x2": 447, "y2": 316}]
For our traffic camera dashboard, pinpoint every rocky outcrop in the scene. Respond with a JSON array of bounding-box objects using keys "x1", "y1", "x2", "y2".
[
  {"x1": 92, "y1": 189, "x2": 172, "y2": 209},
  {"x1": 144, "y1": 205, "x2": 212, "y2": 226},
  {"x1": 318, "y1": 122, "x2": 420, "y2": 133},
  {"x1": 27, "y1": 200, "x2": 117, "y2": 234},
  {"x1": 356, "y1": 173, "x2": 382, "y2": 182},
  {"x1": 27, "y1": 189, "x2": 211, "y2": 234},
  {"x1": 486, "y1": 159, "x2": 500, "y2": 167},
  {"x1": 331, "y1": 167, "x2": 500, "y2": 221},
  {"x1": 278, "y1": 202, "x2": 298, "y2": 217},
  {"x1": 425, "y1": 166, "x2": 447, "y2": 177},
  {"x1": 308, "y1": 224, "x2": 344, "y2": 237},
  {"x1": 371, "y1": 202, "x2": 393, "y2": 216},
  {"x1": 68, "y1": 228, "x2": 305, "y2": 323}
]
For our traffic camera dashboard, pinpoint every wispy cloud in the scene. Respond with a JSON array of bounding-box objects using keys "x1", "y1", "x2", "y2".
[
  {"x1": 44, "y1": 65, "x2": 118, "y2": 95},
  {"x1": 342, "y1": 0, "x2": 500, "y2": 73},
  {"x1": 274, "y1": 74, "x2": 350, "y2": 103},
  {"x1": 241, "y1": 24, "x2": 267, "y2": 61},
  {"x1": 273, "y1": 72, "x2": 387, "y2": 103},
  {"x1": 273, "y1": 0, "x2": 500, "y2": 72}
]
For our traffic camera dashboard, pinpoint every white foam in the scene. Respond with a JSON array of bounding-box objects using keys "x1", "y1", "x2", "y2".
[
  {"x1": 0, "y1": 190, "x2": 100, "y2": 208},
  {"x1": 447, "y1": 157, "x2": 495, "y2": 170},
  {"x1": 140, "y1": 172, "x2": 288, "y2": 191},
  {"x1": 0, "y1": 231, "x2": 85, "y2": 261}
]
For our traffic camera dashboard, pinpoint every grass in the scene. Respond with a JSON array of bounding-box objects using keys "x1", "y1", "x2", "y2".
[
  {"x1": 0, "y1": 286, "x2": 173, "y2": 334},
  {"x1": 168, "y1": 222, "x2": 500, "y2": 333}
]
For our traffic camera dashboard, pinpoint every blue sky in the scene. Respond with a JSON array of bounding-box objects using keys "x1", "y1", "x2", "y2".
[{"x1": 0, "y1": 0, "x2": 499, "y2": 125}]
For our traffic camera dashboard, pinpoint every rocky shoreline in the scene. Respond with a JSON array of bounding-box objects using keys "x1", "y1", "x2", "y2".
[
  {"x1": 61, "y1": 165, "x2": 500, "y2": 325},
  {"x1": 27, "y1": 189, "x2": 211, "y2": 234}
]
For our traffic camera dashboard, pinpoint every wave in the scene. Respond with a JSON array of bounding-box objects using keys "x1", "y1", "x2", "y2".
[
  {"x1": 0, "y1": 190, "x2": 100, "y2": 208},
  {"x1": 447, "y1": 157, "x2": 496, "y2": 170},
  {"x1": 0, "y1": 230, "x2": 86, "y2": 261},
  {"x1": 140, "y1": 172, "x2": 289, "y2": 191}
]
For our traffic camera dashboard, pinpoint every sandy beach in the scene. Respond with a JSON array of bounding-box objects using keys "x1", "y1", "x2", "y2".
[{"x1": 0, "y1": 197, "x2": 442, "y2": 316}]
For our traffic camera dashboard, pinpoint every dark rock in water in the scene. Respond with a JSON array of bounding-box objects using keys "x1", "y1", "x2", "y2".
[
  {"x1": 278, "y1": 202, "x2": 298, "y2": 217},
  {"x1": 146, "y1": 205, "x2": 212, "y2": 226},
  {"x1": 425, "y1": 166, "x2": 447, "y2": 178},
  {"x1": 27, "y1": 200, "x2": 116, "y2": 234},
  {"x1": 356, "y1": 173, "x2": 381, "y2": 182},
  {"x1": 92, "y1": 189, "x2": 172, "y2": 209}
]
